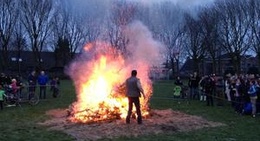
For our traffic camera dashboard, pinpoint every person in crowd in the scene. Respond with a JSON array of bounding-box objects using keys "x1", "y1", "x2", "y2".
[
  {"x1": 50, "y1": 76, "x2": 60, "y2": 98},
  {"x1": 38, "y1": 71, "x2": 49, "y2": 99},
  {"x1": 10, "y1": 78, "x2": 19, "y2": 95},
  {"x1": 175, "y1": 76, "x2": 183, "y2": 86},
  {"x1": 247, "y1": 80, "x2": 258, "y2": 118},
  {"x1": 0, "y1": 73, "x2": 5, "y2": 86},
  {"x1": 188, "y1": 74, "x2": 193, "y2": 99},
  {"x1": 0, "y1": 73, "x2": 12, "y2": 86},
  {"x1": 214, "y1": 76, "x2": 225, "y2": 106},
  {"x1": 28, "y1": 70, "x2": 37, "y2": 100},
  {"x1": 125, "y1": 70, "x2": 145, "y2": 124},
  {"x1": 175, "y1": 76, "x2": 184, "y2": 98},
  {"x1": 210, "y1": 74, "x2": 217, "y2": 96},
  {"x1": 188, "y1": 71, "x2": 200, "y2": 100},
  {"x1": 229, "y1": 77, "x2": 237, "y2": 108},
  {"x1": 199, "y1": 75, "x2": 207, "y2": 101},
  {"x1": 244, "y1": 75, "x2": 251, "y2": 102},
  {"x1": 0, "y1": 85, "x2": 4, "y2": 110},
  {"x1": 203, "y1": 75, "x2": 214, "y2": 106},
  {"x1": 234, "y1": 78, "x2": 244, "y2": 113},
  {"x1": 256, "y1": 79, "x2": 260, "y2": 114},
  {"x1": 15, "y1": 75, "x2": 24, "y2": 98}
]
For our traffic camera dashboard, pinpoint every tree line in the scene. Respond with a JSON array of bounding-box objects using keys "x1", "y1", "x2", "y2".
[{"x1": 0, "y1": 0, "x2": 260, "y2": 75}]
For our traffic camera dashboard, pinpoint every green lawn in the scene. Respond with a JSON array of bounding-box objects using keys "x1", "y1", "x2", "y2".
[{"x1": 0, "y1": 80, "x2": 259, "y2": 141}]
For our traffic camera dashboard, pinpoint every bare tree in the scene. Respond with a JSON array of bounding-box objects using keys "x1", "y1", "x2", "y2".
[
  {"x1": 12, "y1": 21, "x2": 28, "y2": 52},
  {"x1": 11, "y1": 20, "x2": 28, "y2": 73},
  {"x1": 19, "y1": 0, "x2": 55, "y2": 68},
  {"x1": 249, "y1": 0, "x2": 260, "y2": 68},
  {"x1": 0, "y1": 0, "x2": 18, "y2": 71},
  {"x1": 182, "y1": 13, "x2": 205, "y2": 74},
  {"x1": 66, "y1": 18, "x2": 88, "y2": 57},
  {"x1": 52, "y1": 0, "x2": 102, "y2": 59},
  {"x1": 152, "y1": 1, "x2": 184, "y2": 77},
  {"x1": 106, "y1": 0, "x2": 137, "y2": 57},
  {"x1": 215, "y1": 0, "x2": 252, "y2": 74},
  {"x1": 198, "y1": 7, "x2": 220, "y2": 74}
]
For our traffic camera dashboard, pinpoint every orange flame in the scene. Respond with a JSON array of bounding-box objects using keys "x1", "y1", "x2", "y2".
[{"x1": 68, "y1": 42, "x2": 152, "y2": 123}]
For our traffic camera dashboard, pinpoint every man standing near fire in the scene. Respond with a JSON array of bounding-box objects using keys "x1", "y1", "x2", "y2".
[{"x1": 125, "y1": 70, "x2": 145, "y2": 124}]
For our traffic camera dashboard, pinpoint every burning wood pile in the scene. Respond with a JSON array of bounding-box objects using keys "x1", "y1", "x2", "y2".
[
  {"x1": 66, "y1": 83, "x2": 151, "y2": 124},
  {"x1": 67, "y1": 102, "x2": 122, "y2": 123},
  {"x1": 65, "y1": 41, "x2": 153, "y2": 124}
]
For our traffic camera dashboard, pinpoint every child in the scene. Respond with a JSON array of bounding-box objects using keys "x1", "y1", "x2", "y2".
[
  {"x1": 10, "y1": 79, "x2": 19, "y2": 95},
  {"x1": 0, "y1": 85, "x2": 5, "y2": 110},
  {"x1": 50, "y1": 77, "x2": 60, "y2": 98}
]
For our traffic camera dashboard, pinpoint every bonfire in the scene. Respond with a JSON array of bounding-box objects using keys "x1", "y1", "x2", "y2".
[{"x1": 66, "y1": 41, "x2": 153, "y2": 123}]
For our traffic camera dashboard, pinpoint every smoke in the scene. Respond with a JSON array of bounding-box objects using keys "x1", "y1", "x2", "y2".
[
  {"x1": 124, "y1": 20, "x2": 165, "y2": 69},
  {"x1": 65, "y1": 20, "x2": 164, "y2": 90}
]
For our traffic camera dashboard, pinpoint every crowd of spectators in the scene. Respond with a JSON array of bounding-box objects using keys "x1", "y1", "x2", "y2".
[
  {"x1": 0, "y1": 71, "x2": 60, "y2": 110},
  {"x1": 176, "y1": 72, "x2": 260, "y2": 118},
  {"x1": 222, "y1": 73, "x2": 260, "y2": 118}
]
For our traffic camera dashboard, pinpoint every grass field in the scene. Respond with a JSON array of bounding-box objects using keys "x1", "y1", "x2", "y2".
[{"x1": 0, "y1": 80, "x2": 259, "y2": 141}]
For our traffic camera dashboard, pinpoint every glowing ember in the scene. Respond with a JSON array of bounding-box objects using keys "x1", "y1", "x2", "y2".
[{"x1": 67, "y1": 42, "x2": 152, "y2": 123}]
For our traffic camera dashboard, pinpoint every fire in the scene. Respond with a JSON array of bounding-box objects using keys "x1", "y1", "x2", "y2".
[{"x1": 68, "y1": 42, "x2": 152, "y2": 123}]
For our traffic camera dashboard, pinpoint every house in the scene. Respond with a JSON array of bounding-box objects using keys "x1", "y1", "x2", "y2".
[
  {"x1": 149, "y1": 65, "x2": 170, "y2": 80},
  {"x1": 180, "y1": 54, "x2": 258, "y2": 77},
  {"x1": 0, "y1": 51, "x2": 70, "y2": 78}
]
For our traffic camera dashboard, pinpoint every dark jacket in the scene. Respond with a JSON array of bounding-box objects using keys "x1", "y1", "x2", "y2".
[
  {"x1": 189, "y1": 76, "x2": 200, "y2": 88},
  {"x1": 28, "y1": 74, "x2": 37, "y2": 85}
]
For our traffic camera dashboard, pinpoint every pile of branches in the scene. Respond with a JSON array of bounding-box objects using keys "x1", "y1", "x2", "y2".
[{"x1": 67, "y1": 102, "x2": 122, "y2": 124}]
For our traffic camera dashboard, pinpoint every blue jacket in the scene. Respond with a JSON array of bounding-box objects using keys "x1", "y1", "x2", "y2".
[
  {"x1": 248, "y1": 85, "x2": 257, "y2": 97},
  {"x1": 38, "y1": 75, "x2": 49, "y2": 85}
]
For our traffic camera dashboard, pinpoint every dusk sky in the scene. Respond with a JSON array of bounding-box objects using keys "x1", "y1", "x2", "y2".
[
  {"x1": 131, "y1": 0, "x2": 216, "y2": 7},
  {"x1": 70, "y1": 0, "x2": 216, "y2": 10},
  {"x1": 67, "y1": 0, "x2": 217, "y2": 19}
]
